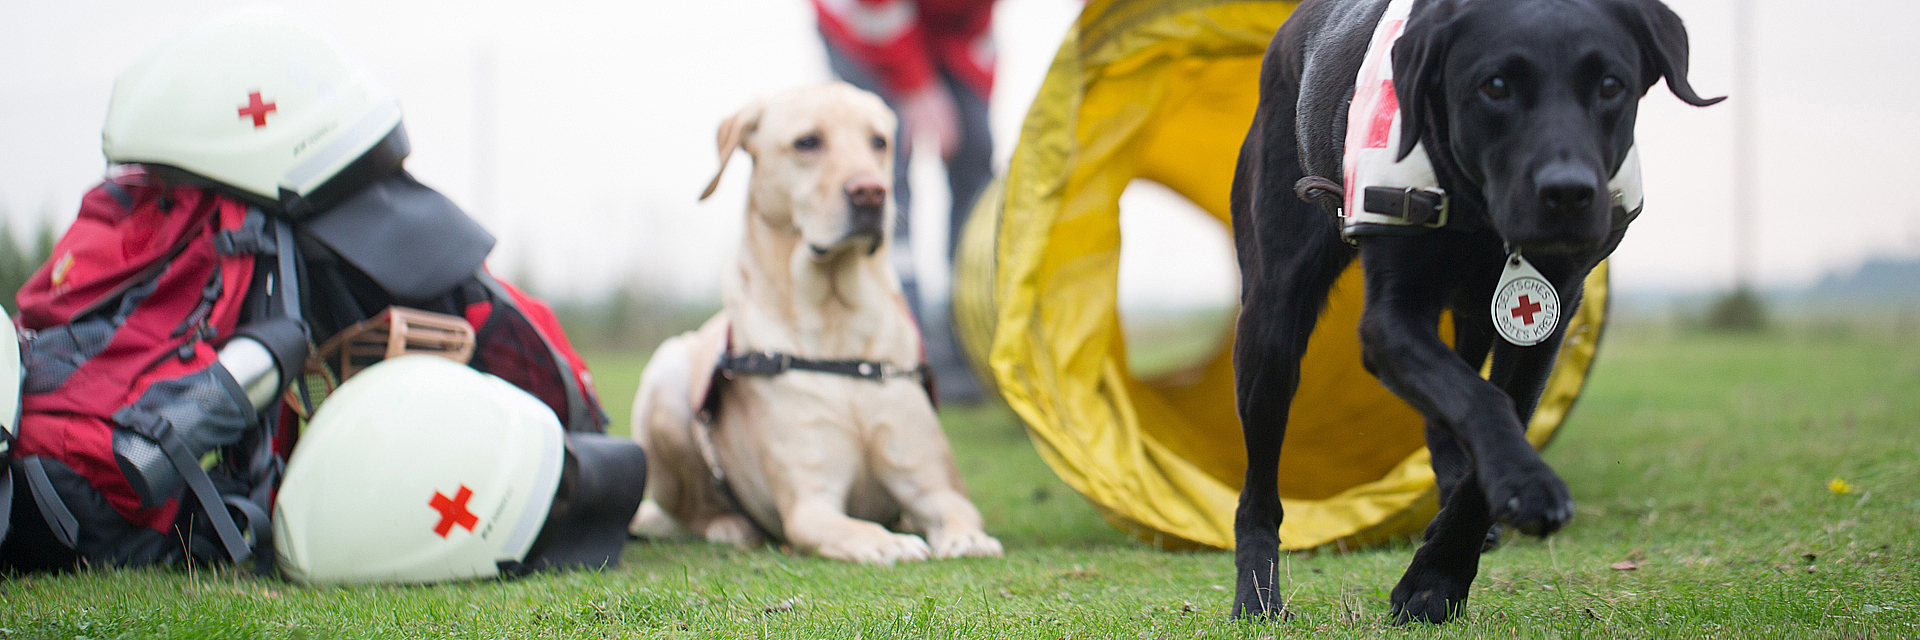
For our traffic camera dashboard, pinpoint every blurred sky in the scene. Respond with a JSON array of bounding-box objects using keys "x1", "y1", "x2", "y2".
[{"x1": 2, "y1": 0, "x2": 1917, "y2": 310}]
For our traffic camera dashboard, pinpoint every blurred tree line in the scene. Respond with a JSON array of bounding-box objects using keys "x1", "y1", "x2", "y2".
[
  {"x1": 529, "y1": 279, "x2": 717, "y2": 355},
  {"x1": 0, "y1": 208, "x2": 58, "y2": 315}
]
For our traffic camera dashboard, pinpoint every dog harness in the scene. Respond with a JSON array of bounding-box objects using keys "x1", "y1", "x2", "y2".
[
  {"x1": 678, "y1": 314, "x2": 935, "y2": 544},
  {"x1": 1319, "y1": 0, "x2": 1646, "y2": 240},
  {"x1": 716, "y1": 351, "x2": 930, "y2": 386}
]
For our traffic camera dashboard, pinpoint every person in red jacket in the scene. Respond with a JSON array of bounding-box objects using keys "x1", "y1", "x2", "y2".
[{"x1": 813, "y1": 0, "x2": 997, "y2": 403}]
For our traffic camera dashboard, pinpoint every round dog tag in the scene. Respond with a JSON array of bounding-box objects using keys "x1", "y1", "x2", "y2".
[{"x1": 1490, "y1": 253, "x2": 1559, "y2": 346}]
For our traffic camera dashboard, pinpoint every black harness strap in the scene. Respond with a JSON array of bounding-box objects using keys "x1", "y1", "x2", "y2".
[
  {"x1": 1361, "y1": 185, "x2": 1450, "y2": 228},
  {"x1": 691, "y1": 369, "x2": 784, "y2": 545},
  {"x1": 717, "y1": 351, "x2": 929, "y2": 385},
  {"x1": 161, "y1": 433, "x2": 252, "y2": 564},
  {"x1": 694, "y1": 348, "x2": 935, "y2": 545},
  {"x1": 20, "y1": 458, "x2": 78, "y2": 549},
  {"x1": 0, "y1": 469, "x2": 13, "y2": 548}
]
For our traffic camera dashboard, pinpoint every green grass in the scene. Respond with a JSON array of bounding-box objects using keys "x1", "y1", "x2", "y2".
[{"x1": 2, "y1": 321, "x2": 1915, "y2": 639}]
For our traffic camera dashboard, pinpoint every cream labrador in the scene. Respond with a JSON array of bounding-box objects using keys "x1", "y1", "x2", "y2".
[{"x1": 628, "y1": 83, "x2": 1001, "y2": 564}]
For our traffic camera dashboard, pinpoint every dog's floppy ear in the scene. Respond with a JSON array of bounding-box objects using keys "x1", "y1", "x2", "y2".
[
  {"x1": 1389, "y1": 0, "x2": 1464, "y2": 161},
  {"x1": 1604, "y1": 0, "x2": 1725, "y2": 107},
  {"x1": 700, "y1": 101, "x2": 767, "y2": 201}
]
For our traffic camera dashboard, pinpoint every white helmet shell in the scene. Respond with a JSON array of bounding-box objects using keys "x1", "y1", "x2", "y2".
[
  {"x1": 274, "y1": 355, "x2": 564, "y2": 584},
  {"x1": 101, "y1": 10, "x2": 402, "y2": 204},
  {"x1": 0, "y1": 307, "x2": 19, "y2": 455}
]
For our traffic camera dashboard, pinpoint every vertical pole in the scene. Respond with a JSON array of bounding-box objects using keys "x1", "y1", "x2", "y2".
[
  {"x1": 472, "y1": 43, "x2": 499, "y2": 229},
  {"x1": 1730, "y1": 0, "x2": 1756, "y2": 292}
]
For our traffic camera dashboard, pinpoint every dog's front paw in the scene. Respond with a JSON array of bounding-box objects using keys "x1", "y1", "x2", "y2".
[
  {"x1": 630, "y1": 501, "x2": 683, "y2": 539},
  {"x1": 1389, "y1": 572, "x2": 1471, "y2": 625},
  {"x1": 928, "y1": 529, "x2": 1003, "y2": 559},
  {"x1": 1229, "y1": 565, "x2": 1294, "y2": 621},
  {"x1": 1485, "y1": 463, "x2": 1574, "y2": 537},
  {"x1": 818, "y1": 528, "x2": 933, "y2": 565},
  {"x1": 1229, "y1": 594, "x2": 1294, "y2": 622},
  {"x1": 703, "y1": 514, "x2": 766, "y2": 547}
]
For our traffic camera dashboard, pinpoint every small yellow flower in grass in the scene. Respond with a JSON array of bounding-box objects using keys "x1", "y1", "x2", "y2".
[{"x1": 1827, "y1": 478, "x2": 1853, "y2": 495}]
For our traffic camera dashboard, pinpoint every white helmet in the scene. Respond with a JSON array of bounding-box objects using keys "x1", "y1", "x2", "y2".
[
  {"x1": 101, "y1": 10, "x2": 401, "y2": 209},
  {"x1": 273, "y1": 355, "x2": 647, "y2": 584},
  {"x1": 0, "y1": 307, "x2": 20, "y2": 456},
  {"x1": 101, "y1": 10, "x2": 498, "y2": 301}
]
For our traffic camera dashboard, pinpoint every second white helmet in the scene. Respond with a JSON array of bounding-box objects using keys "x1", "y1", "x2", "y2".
[{"x1": 273, "y1": 355, "x2": 648, "y2": 584}]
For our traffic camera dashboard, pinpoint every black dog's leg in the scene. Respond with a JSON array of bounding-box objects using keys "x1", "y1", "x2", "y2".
[
  {"x1": 1401, "y1": 294, "x2": 1507, "y2": 624},
  {"x1": 1421, "y1": 305, "x2": 1503, "y2": 551},
  {"x1": 1227, "y1": 62, "x2": 1356, "y2": 618},
  {"x1": 1359, "y1": 240, "x2": 1575, "y2": 537},
  {"x1": 1355, "y1": 236, "x2": 1574, "y2": 623},
  {"x1": 1229, "y1": 243, "x2": 1348, "y2": 620},
  {"x1": 1392, "y1": 468, "x2": 1495, "y2": 624}
]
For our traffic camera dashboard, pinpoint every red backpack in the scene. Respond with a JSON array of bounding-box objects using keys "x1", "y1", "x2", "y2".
[{"x1": 3, "y1": 169, "x2": 606, "y2": 570}]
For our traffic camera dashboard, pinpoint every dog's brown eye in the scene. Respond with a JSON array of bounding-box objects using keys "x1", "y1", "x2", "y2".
[
  {"x1": 1480, "y1": 77, "x2": 1511, "y2": 100},
  {"x1": 1599, "y1": 76, "x2": 1624, "y2": 99},
  {"x1": 794, "y1": 134, "x2": 822, "y2": 151},
  {"x1": 871, "y1": 135, "x2": 887, "y2": 151}
]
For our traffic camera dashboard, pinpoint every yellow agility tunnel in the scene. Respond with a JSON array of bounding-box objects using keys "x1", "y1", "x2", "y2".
[{"x1": 952, "y1": 0, "x2": 1607, "y2": 551}]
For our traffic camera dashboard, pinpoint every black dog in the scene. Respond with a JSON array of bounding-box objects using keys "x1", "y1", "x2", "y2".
[{"x1": 1228, "y1": 0, "x2": 1720, "y2": 624}]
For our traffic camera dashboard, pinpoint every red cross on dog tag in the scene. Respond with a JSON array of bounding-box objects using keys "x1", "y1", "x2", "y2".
[
  {"x1": 1490, "y1": 252, "x2": 1559, "y2": 346},
  {"x1": 429, "y1": 485, "x2": 480, "y2": 538}
]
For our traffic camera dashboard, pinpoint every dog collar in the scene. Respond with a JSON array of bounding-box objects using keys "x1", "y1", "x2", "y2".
[{"x1": 1332, "y1": 0, "x2": 1645, "y2": 239}]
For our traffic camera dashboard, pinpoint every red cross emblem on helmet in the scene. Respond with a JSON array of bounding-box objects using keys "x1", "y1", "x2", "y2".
[
  {"x1": 429, "y1": 485, "x2": 479, "y2": 537},
  {"x1": 237, "y1": 91, "x2": 278, "y2": 128}
]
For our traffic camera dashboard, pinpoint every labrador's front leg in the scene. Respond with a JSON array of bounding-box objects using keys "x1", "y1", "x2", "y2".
[
  {"x1": 870, "y1": 394, "x2": 1002, "y2": 560},
  {"x1": 774, "y1": 443, "x2": 932, "y2": 564}
]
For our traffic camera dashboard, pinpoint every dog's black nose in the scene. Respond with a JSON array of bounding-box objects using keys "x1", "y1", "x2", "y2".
[
  {"x1": 846, "y1": 178, "x2": 888, "y2": 210},
  {"x1": 1535, "y1": 165, "x2": 1598, "y2": 216}
]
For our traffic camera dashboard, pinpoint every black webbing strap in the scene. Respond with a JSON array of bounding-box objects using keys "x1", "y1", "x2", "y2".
[
  {"x1": 159, "y1": 434, "x2": 252, "y2": 564},
  {"x1": 214, "y1": 211, "x2": 274, "y2": 256},
  {"x1": 717, "y1": 352, "x2": 929, "y2": 384},
  {"x1": 1362, "y1": 186, "x2": 1450, "y2": 227},
  {"x1": 0, "y1": 418, "x2": 12, "y2": 545},
  {"x1": 231, "y1": 211, "x2": 302, "y2": 573},
  {"x1": 692, "y1": 349, "x2": 933, "y2": 546},
  {"x1": 265, "y1": 213, "x2": 316, "y2": 418},
  {"x1": 1350, "y1": 185, "x2": 1642, "y2": 233},
  {"x1": 102, "y1": 181, "x2": 136, "y2": 212},
  {"x1": 270, "y1": 215, "x2": 303, "y2": 322},
  {"x1": 691, "y1": 378, "x2": 785, "y2": 546},
  {"x1": 21, "y1": 457, "x2": 79, "y2": 549},
  {"x1": 710, "y1": 465, "x2": 785, "y2": 546},
  {"x1": 0, "y1": 468, "x2": 12, "y2": 547},
  {"x1": 223, "y1": 493, "x2": 272, "y2": 575}
]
